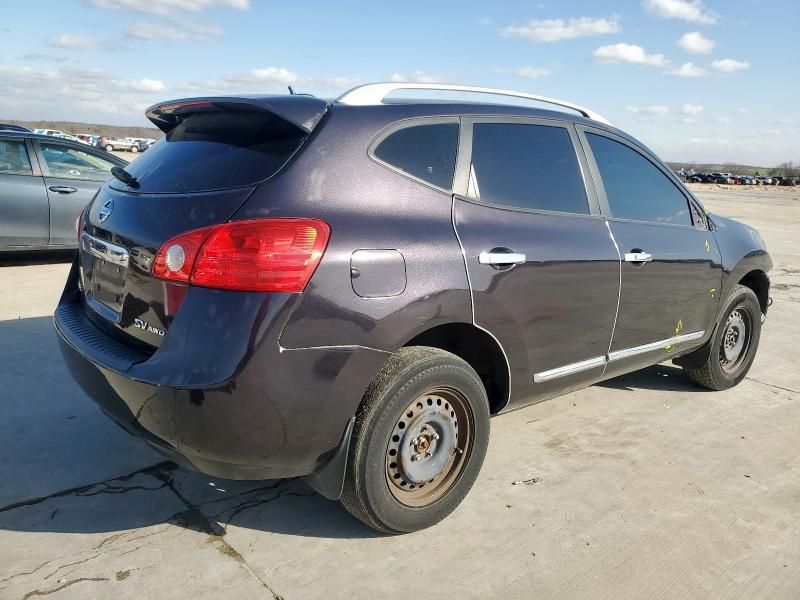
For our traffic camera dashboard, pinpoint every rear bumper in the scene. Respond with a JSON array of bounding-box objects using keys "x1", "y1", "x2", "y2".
[{"x1": 54, "y1": 261, "x2": 389, "y2": 480}]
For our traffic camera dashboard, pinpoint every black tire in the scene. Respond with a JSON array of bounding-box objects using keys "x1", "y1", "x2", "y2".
[
  {"x1": 340, "y1": 346, "x2": 490, "y2": 534},
  {"x1": 104, "y1": 144, "x2": 114, "y2": 152},
  {"x1": 684, "y1": 284, "x2": 762, "y2": 390},
  {"x1": 130, "y1": 145, "x2": 138, "y2": 153}
]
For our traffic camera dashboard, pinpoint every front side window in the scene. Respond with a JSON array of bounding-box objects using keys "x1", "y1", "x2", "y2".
[
  {"x1": 0, "y1": 140, "x2": 33, "y2": 175},
  {"x1": 40, "y1": 143, "x2": 116, "y2": 181},
  {"x1": 468, "y1": 123, "x2": 589, "y2": 214},
  {"x1": 586, "y1": 133, "x2": 691, "y2": 225},
  {"x1": 373, "y1": 122, "x2": 459, "y2": 190}
]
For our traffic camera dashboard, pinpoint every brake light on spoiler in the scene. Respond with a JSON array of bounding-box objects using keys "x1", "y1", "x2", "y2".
[{"x1": 153, "y1": 218, "x2": 330, "y2": 293}]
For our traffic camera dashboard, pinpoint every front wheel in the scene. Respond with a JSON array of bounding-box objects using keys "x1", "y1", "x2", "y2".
[
  {"x1": 104, "y1": 144, "x2": 114, "y2": 152},
  {"x1": 130, "y1": 145, "x2": 138, "y2": 153},
  {"x1": 340, "y1": 346, "x2": 490, "y2": 533},
  {"x1": 683, "y1": 284, "x2": 762, "y2": 390}
]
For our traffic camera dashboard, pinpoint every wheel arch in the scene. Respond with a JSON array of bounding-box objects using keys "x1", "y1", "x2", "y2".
[
  {"x1": 738, "y1": 269, "x2": 770, "y2": 314},
  {"x1": 403, "y1": 322, "x2": 510, "y2": 414}
]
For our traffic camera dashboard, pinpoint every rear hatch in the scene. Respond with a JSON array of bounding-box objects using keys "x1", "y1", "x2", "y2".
[{"x1": 78, "y1": 95, "x2": 329, "y2": 349}]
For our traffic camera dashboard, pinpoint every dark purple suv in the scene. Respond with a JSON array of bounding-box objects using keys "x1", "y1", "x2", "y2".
[{"x1": 55, "y1": 83, "x2": 771, "y2": 533}]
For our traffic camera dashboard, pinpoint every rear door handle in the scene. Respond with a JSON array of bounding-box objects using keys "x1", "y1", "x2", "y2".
[
  {"x1": 624, "y1": 252, "x2": 653, "y2": 263},
  {"x1": 478, "y1": 251, "x2": 526, "y2": 266},
  {"x1": 48, "y1": 186, "x2": 78, "y2": 194}
]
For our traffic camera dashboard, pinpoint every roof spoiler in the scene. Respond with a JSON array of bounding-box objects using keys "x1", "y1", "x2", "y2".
[{"x1": 145, "y1": 95, "x2": 330, "y2": 134}]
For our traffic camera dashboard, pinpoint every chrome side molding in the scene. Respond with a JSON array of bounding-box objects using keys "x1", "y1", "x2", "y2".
[
  {"x1": 533, "y1": 330, "x2": 705, "y2": 383},
  {"x1": 81, "y1": 232, "x2": 129, "y2": 267},
  {"x1": 607, "y1": 330, "x2": 704, "y2": 362},
  {"x1": 533, "y1": 355, "x2": 606, "y2": 383}
]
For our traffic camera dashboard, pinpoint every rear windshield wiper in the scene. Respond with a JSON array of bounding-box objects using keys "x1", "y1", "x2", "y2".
[{"x1": 111, "y1": 166, "x2": 139, "y2": 188}]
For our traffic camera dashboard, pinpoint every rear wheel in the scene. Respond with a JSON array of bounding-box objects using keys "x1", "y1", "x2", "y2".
[
  {"x1": 104, "y1": 144, "x2": 114, "y2": 152},
  {"x1": 130, "y1": 145, "x2": 138, "y2": 153},
  {"x1": 341, "y1": 346, "x2": 490, "y2": 533},
  {"x1": 683, "y1": 284, "x2": 762, "y2": 390}
]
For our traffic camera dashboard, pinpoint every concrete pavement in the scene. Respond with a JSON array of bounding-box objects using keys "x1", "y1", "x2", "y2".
[{"x1": 0, "y1": 187, "x2": 798, "y2": 599}]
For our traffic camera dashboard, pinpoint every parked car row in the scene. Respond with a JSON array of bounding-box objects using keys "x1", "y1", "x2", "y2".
[
  {"x1": 682, "y1": 172, "x2": 797, "y2": 186},
  {"x1": 0, "y1": 124, "x2": 157, "y2": 154}
]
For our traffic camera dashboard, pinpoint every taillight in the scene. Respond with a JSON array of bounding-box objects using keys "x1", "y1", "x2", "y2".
[{"x1": 153, "y1": 218, "x2": 330, "y2": 293}]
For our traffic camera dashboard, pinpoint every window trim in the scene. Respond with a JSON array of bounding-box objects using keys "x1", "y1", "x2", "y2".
[
  {"x1": 0, "y1": 136, "x2": 37, "y2": 177},
  {"x1": 452, "y1": 116, "x2": 602, "y2": 218},
  {"x1": 367, "y1": 116, "x2": 460, "y2": 194},
  {"x1": 33, "y1": 139, "x2": 119, "y2": 182},
  {"x1": 576, "y1": 125, "x2": 706, "y2": 230}
]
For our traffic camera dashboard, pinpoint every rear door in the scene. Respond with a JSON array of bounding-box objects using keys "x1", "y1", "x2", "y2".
[
  {"x1": 578, "y1": 127, "x2": 722, "y2": 375},
  {"x1": 0, "y1": 137, "x2": 49, "y2": 247},
  {"x1": 452, "y1": 117, "x2": 621, "y2": 408},
  {"x1": 35, "y1": 140, "x2": 120, "y2": 246}
]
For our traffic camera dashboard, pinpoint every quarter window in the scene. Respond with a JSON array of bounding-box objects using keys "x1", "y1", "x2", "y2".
[
  {"x1": 586, "y1": 133, "x2": 691, "y2": 226},
  {"x1": 40, "y1": 143, "x2": 116, "y2": 181},
  {"x1": 373, "y1": 122, "x2": 458, "y2": 190},
  {"x1": 468, "y1": 123, "x2": 589, "y2": 214},
  {"x1": 0, "y1": 140, "x2": 33, "y2": 175}
]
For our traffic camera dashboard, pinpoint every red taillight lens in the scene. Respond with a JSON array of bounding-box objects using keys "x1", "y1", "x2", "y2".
[
  {"x1": 153, "y1": 219, "x2": 330, "y2": 293},
  {"x1": 76, "y1": 206, "x2": 86, "y2": 242}
]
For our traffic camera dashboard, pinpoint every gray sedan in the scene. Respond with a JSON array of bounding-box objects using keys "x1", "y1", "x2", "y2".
[{"x1": 0, "y1": 132, "x2": 128, "y2": 250}]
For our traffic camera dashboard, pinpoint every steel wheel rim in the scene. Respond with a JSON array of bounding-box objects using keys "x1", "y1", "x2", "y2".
[
  {"x1": 719, "y1": 306, "x2": 753, "y2": 374},
  {"x1": 385, "y1": 387, "x2": 473, "y2": 507}
]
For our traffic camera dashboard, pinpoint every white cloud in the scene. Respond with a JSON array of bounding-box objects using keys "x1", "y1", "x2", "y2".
[
  {"x1": 128, "y1": 78, "x2": 166, "y2": 92},
  {"x1": 177, "y1": 67, "x2": 358, "y2": 96},
  {"x1": 711, "y1": 58, "x2": 751, "y2": 73},
  {"x1": 593, "y1": 43, "x2": 668, "y2": 66},
  {"x1": 625, "y1": 105, "x2": 670, "y2": 115},
  {"x1": 515, "y1": 66, "x2": 551, "y2": 78},
  {"x1": 390, "y1": 71, "x2": 443, "y2": 84},
  {"x1": 642, "y1": 0, "x2": 716, "y2": 24},
  {"x1": 502, "y1": 16, "x2": 620, "y2": 43},
  {"x1": 127, "y1": 21, "x2": 222, "y2": 41},
  {"x1": 676, "y1": 31, "x2": 715, "y2": 54},
  {"x1": 717, "y1": 116, "x2": 731, "y2": 123},
  {"x1": 0, "y1": 64, "x2": 168, "y2": 124},
  {"x1": 680, "y1": 103, "x2": 703, "y2": 115},
  {"x1": 85, "y1": 0, "x2": 248, "y2": 16},
  {"x1": 47, "y1": 33, "x2": 97, "y2": 49},
  {"x1": 665, "y1": 62, "x2": 706, "y2": 77},
  {"x1": 735, "y1": 108, "x2": 749, "y2": 114}
]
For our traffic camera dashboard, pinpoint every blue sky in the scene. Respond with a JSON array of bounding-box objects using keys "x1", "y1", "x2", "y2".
[{"x1": 2, "y1": 0, "x2": 797, "y2": 165}]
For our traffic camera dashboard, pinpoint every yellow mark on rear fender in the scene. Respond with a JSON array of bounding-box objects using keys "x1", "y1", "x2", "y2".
[
  {"x1": 705, "y1": 239, "x2": 711, "y2": 252},
  {"x1": 675, "y1": 320, "x2": 684, "y2": 335},
  {"x1": 709, "y1": 288, "x2": 717, "y2": 298}
]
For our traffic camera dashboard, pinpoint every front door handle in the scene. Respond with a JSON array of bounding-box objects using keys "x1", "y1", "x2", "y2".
[
  {"x1": 48, "y1": 186, "x2": 78, "y2": 194},
  {"x1": 478, "y1": 251, "x2": 526, "y2": 266},
  {"x1": 624, "y1": 251, "x2": 653, "y2": 263}
]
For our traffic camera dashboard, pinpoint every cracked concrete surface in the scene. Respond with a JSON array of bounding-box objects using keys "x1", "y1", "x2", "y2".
[{"x1": 1, "y1": 188, "x2": 798, "y2": 599}]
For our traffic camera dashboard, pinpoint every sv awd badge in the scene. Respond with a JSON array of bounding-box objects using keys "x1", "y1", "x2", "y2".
[{"x1": 134, "y1": 318, "x2": 165, "y2": 337}]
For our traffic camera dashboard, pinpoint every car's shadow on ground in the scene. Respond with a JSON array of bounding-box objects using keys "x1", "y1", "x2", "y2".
[
  {"x1": 597, "y1": 363, "x2": 708, "y2": 393},
  {"x1": 0, "y1": 249, "x2": 75, "y2": 267},
  {"x1": 0, "y1": 313, "x2": 704, "y2": 541}
]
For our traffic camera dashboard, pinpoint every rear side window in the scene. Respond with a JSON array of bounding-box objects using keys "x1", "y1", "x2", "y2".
[
  {"x1": 0, "y1": 140, "x2": 32, "y2": 175},
  {"x1": 373, "y1": 122, "x2": 458, "y2": 190},
  {"x1": 469, "y1": 123, "x2": 588, "y2": 214},
  {"x1": 119, "y1": 112, "x2": 307, "y2": 193},
  {"x1": 586, "y1": 133, "x2": 691, "y2": 225}
]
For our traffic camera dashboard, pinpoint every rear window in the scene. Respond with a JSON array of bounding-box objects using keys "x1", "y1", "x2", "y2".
[
  {"x1": 118, "y1": 112, "x2": 307, "y2": 193},
  {"x1": 373, "y1": 122, "x2": 458, "y2": 190}
]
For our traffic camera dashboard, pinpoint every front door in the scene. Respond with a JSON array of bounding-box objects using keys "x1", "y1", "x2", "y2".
[
  {"x1": 579, "y1": 128, "x2": 722, "y2": 376},
  {"x1": 453, "y1": 118, "x2": 621, "y2": 409}
]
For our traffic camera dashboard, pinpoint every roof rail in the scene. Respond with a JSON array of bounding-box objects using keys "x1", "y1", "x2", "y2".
[{"x1": 336, "y1": 82, "x2": 611, "y2": 125}]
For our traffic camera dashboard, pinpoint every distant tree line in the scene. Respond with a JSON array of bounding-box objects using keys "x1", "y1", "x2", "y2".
[{"x1": 669, "y1": 161, "x2": 799, "y2": 177}]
